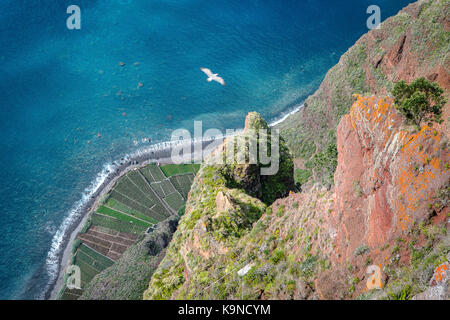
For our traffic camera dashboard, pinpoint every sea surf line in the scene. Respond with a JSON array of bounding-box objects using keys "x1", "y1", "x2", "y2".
[{"x1": 269, "y1": 104, "x2": 304, "y2": 127}]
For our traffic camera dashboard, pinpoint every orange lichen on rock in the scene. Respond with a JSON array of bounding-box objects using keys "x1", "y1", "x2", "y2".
[
  {"x1": 395, "y1": 125, "x2": 446, "y2": 231},
  {"x1": 333, "y1": 95, "x2": 449, "y2": 262}
]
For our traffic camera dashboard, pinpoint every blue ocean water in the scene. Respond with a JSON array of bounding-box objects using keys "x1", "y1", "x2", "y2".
[{"x1": 0, "y1": 0, "x2": 414, "y2": 299}]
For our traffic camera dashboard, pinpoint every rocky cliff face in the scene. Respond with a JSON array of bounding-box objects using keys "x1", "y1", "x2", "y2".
[
  {"x1": 277, "y1": 0, "x2": 449, "y2": 186},
  {"x1": 333, "y1": 95, "x2": 448, "y2": 259},
  {"x1": 143, "y1": 0, "x2": 449, "y2": 300},
  {"x1": 320, "y1": 95, "x2": 449, "y2": 299}
]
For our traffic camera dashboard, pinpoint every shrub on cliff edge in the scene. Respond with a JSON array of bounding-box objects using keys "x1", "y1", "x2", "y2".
[{"x1": 392, "y1": 78, "x2": 446, "y2": 129}]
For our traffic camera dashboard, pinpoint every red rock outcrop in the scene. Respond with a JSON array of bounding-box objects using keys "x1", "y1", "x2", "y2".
[{"x1": 332, "y1": 94, "x2": 449, "y2": 264}]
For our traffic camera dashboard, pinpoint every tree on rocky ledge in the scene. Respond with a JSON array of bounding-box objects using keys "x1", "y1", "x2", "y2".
[{"x1": 392, "y1": 77, "x2": 446, "y2": 129}]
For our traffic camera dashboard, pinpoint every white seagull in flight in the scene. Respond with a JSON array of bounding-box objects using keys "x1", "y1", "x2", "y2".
[{"x1": 200, "y1": 68, "x2": 226, "y2": 86}]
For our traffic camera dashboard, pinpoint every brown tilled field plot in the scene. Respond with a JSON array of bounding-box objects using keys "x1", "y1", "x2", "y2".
[{"x1": 77, "y1": 226, "x2": 138, "y2": 261}]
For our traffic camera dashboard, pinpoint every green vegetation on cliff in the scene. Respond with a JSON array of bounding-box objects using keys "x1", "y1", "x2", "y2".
[
  {"x1": 145, "y1": 183, "x2": 333, "y2": 300},
  {"x1": 219, "y1": 112, "x2": 295, "y2": 204},
  {"x1": 392, "y1": 77, "x2": 446, "y2": 128},
  {"x1": 359, "y1": 221, "x2": 449, "y2": 300}
]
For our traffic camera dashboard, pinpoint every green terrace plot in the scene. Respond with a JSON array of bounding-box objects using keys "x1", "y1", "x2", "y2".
[
  {"x1": 127, "y1": 170, "x2": 158, "y2": 199},
  {"x1": 104, "y1": 198, "x2": 158, "y2": 224},
  {"x1": 76, "y1": 245, "x2": 113, "y2": 285},
  {"x1": 77, "y1": 244, "x2": 114, "y2": 273},
  {"x1": 169, "y1": 174, "x2": 195, "y2": 198},
  {"x1": 150, "y1": 181, "x2": 164, "y2": 198},
  {"x1": 140, "y1": 164, "x2": 166, "y2": 182},
  {"x1": 109, "y1": 190, "x2": 166, "y2": 222},
  {"x1": 163, "y1": 192, "x2": 185, "y2": 212},
  {"x1": 114, "y1": 177, "x2": 159, "y2": 210},
  {"x1": 160, "y1": 179, "x2": 176, "y2": 195},
  {"x1": 150, "y1": 179, "x2": 176, "y2": 198},
  {"x1": 114, "y1": 170, "x2": 172, "y2": 219},
  {"x1": 59, "y1": 287, "x2": 83, "y2": 300},
  {"x1": 140, "y1": 166, "x2": 155, "y2": 183},
  {"x1": 96, "y1": 205, "x2": 153, "y2": 227},
  {"x1": 160, "y1": 163, "x2": 200, "y2": 177},
  {"x1": 90, "y1": 212, "x2": 147, "y2": 234},
  {"x1": 60, "y1": 244, "x2": 114, "y2": 300}
]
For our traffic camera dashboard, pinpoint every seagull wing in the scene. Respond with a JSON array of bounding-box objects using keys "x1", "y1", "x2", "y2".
[
  {"x1": 200, "y1": 68, "x2": 214, "y2": 77},
  {"x1": 213, "y1": 76, "x2": 226, "y2": 86}
]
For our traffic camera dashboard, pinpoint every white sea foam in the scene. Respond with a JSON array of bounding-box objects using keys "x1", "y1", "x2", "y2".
[
  {"x1": 44, "y1": 161, "x2": 115, "y2": 295},
  {"x1": 269, "y1": 104, "x2": 304, "y2": 127}
]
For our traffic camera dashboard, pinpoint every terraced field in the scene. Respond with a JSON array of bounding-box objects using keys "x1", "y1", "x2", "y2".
[
  {"x1": 90, "y1": 212, "x2": 147, "y2": 234},
  {"x1": 163, "y1": 192, "x2": 185, "y2": 212},
  {"x1": 169, "y1": 174, "x2": 195, "y2": 198},
  {"x1": 97, "y1": 205, "x2": 154, "y2": 227},
  {"x1": 58, "y1": 162, "x2": 197, "y2": 300},
  {"x1": 78, "y1": 226, "x2": 138, "y2": 260},
  {"x1": 141, "y1": 164, "x2": 166, "y2": 182},
  {"x1": 160, "y1": 163, "x2": 200, "y2": 177},
  {"x1": 60, "y1": 242, "x2": 115, "y2": 300}
]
